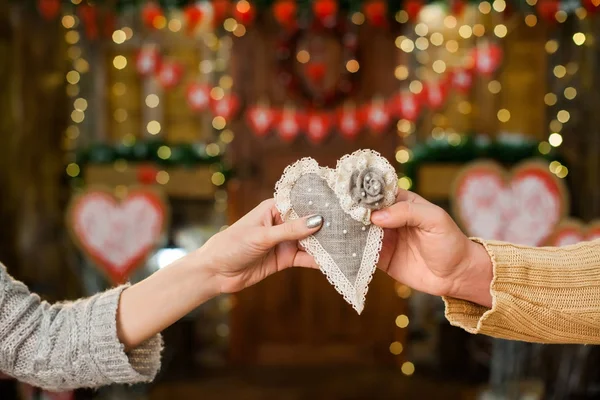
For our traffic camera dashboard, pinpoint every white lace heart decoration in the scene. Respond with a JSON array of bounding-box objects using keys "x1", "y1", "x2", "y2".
[{"x1": 274, "y1": 150, "x2": 398, "y2": 314}]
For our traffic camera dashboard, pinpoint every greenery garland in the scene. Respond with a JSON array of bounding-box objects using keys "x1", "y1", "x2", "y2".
[{"x1": 401, "y1": 135, "x2": 567, "y2": 189}]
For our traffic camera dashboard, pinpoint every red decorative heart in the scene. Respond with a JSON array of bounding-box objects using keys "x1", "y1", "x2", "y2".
[
  {"x1": 210, "y1": 93, "x2": 240, "y2": 120},
  {"x1": 276, "y1": 109, "x2": 304, "y2": 142},
  {"x1": 337, "y1": 104, "x2": 362, "y2": 140},
  {"x1": 423, "y1": 79, "x2": 449, "y2": 109},
  {"x1": 472, "y1": 42, "x2": 503, "y2": 76},
  {"x1": 305, "y1": 112, "x2": 332, "y2": 144},
  {"x1": 305, "y1": 62, "x2": 327, "y2": 83},
  {"x1": 38, "y1": 0, "x2": 61, "y2": 20},
  {"x1": 67, "y1": 188, "x2": 169, "y2": 284},
  {"x1": 362, "y1": 99, "x2": 390, "y2": 135},
  {"x1": 246, "y1": 105, "x2": 275, "y2": 137},
  {"x1": 157, "y1": 61, "x2": 183, "y2": 89},
  {"x1": 452, "y1": 161, "x2": 568, "y2": 246},
  {"x1": 136, "y1": 46, "x2": 160, "y2": 76},
  {"x1": 547, "y1": 219, "x2": 600, "y2": 247},
  {"x1": 451, "y1": 67, "x2": 474, "y2": 93},
  {"x1": 392, "y1": 91, "x2": 421, "y2": 121},
  {"x1": 186, "y1": 82, "x2": 211, "y2": 112}
]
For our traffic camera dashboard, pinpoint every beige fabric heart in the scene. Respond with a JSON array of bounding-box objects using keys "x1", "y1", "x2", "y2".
[{"x1": 274, "y1": 150, "x2": 398, "y2": 313}]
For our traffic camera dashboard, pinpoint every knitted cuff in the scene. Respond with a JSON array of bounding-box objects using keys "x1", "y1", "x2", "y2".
[{"x1": 89, "y1": 285, "x2": 163, "y2": 385}]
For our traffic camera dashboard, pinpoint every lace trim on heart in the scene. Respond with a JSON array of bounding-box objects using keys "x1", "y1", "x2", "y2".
[
  {"x1": 334, "y1": 149, "x2": 398, "y2": 225},
  {"x1": 273, "y1": 156, "x2": 386, "y2": 314}
]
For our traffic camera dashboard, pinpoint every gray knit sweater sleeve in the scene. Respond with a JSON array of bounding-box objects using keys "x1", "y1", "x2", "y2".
[{"x1": 0, "y1": 263, "x2": 162, "y2": 391}]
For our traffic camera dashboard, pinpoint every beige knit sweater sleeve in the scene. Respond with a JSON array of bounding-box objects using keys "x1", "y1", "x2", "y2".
[
  {"x1": 0, "y1": 263, "x2": 162, "y2": 391},
  {"x1": 443, "y1": 238, "x2": 600, "y2": 344}
]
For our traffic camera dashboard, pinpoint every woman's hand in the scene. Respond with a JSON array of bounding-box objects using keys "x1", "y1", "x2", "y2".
[
  {"x1": 199, "y1": 199, "x2": 323, "y2": 294},
  {"x1": 371, "y1": 190, "x2": 493, "y2": 307}
]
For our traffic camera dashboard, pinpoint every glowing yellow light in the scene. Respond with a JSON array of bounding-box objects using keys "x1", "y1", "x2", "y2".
[
  {"x1": 448, "y1": 132, "x2": 462, "y2": 146},
  {"x1": 444, "y1": 15, "x2": 457, "y2": 28},
  {"x1": 400, "y1": 38, "x2": 415, "y2": 52},
  {"x1": 395, "y1": 65, "x2": 409, "y2": 80},
  {"x1": 71, "y1": 0, "x2": 82, "y2": 4},
  {"x1": 74, "y1": 58, "x2": 89, "y2": 73},
  {"x1": 219, "y1": 75, "x2": 234, "y2": 90},
  {"x1": 346, "y1": 59, "x2": 360, "y2": 73},
  {"x1": 432, "y1": 60, "x2": 446, "y2": 74},
  {"x1": 147, "y1": 120, "x2": 161, "y2": 135},
  {"x1": 479, "y1": 2, "x2": 492, "y2": 14},
  {"x1": 576, "y1": 7, "x2": 587, "y2": 19},
  {"x1": 74, "y1": 98, "x2": 87, "y2": 111},
  {"x1": 153, "y1": 15, "x2": 167, "y2": 29},
  {"x1": 223, "y1": 17, "x2": 237, "y2": 32},
  {"x1": 212, "y1": 116, "x2": 227, "y2": 130},
  {"x1": 395, "y1": 148, "x2": 411, "y2": 164},
  {"x1": 122, "y1": 27, "x2": 134, "y2": 39},
  {"x1": 473, "y1": 24, "x2": 485, "y2": 37},
  {"x1": 168, "y1": 18, "x2": 182, "y2": 32},
  {"x1": 550, "y1": 120, "x2": 563, "y2": 132},
  {"x1": 525, "y1": 14, "x2": 537, "y2": 27},
  {"x1": 114, "y1": 108, "x2": 128, "y2": 123},
  {"x1": 67, "y1": 46, "x2": 82, "y2": 60},
  {"x1": 395, "y1": 10, "x2": 409, "y2": 23},
  {"x1": 557, "y1": 110, "x2": 570, "y2": 123},
  {"x1": 389, "y1": 342, "x2": 403, "y2": 355},
  {"x1": 65, "y1": 30, "x2": 80, "y2": 44},
  {"x1": 112, "y1": 30, "x2": 126, "y2": 44},
  {"x1": 402, "y1": 362, "x2": 415, "y2": 376},
  {"x1": 200, "y1": 60, "x2": 214, "y2": 74},
  {"x1": 66, "y1": 84, "x2": 79, "y2": 97},
  {"x1": 66, "y1": 70, "x2": 80, "y2": 85},
  {"x1": 395, "y1": 36, "x2": 406, "y2": 48},
  {"x1": 573, "y1": 32, "x2": 586, "y2": 46},
  {"x1": 458, "y1": 25, "x2": 473, "y2": 39},
  {"x1": 538, "y1": 141, "x2": 551, "y2": 154},
  {"x1": 296, "y1": 50, "x2": 310, "y2": 63},
  {"x1": 415, "y1": 23, "x2": 429, "y2": 37},
  {"x1": 458, "y1": 101, "x2": 472, "y2": 115},
  {"x1": 409, "y1": 80, "x2": 423, "y2": 94},
  {"x1": 66, "y1": 125, "x2": 79, "y2": 140},
  {"x1": 220, "y1": 129, "x2": 235, "y2": 144},
  {"x1": 526, "y1": 0, "x2": 537, "y2": 5},
  {"x1": 564, "y1": 87, "x2": 577, "y2": 100},
  {"x1": 430, "y1": 32, "x2": 444, "y2": 46},
  {"x1": 545, "y1": 40, "x2": 559, "y2": 54},
  {"x1": 549, "y1": 160, "x2": 561, "y2": 173},
  {"x1": 544, "y1": 93, "x2": 557, "y2": 106},
  {"x1": 431, "y1": 127, "x2": 445, "y2": 139},
  {"x1": 145, "y1": 94, "x2": 160, "y2": 108},
  {"x1": 351, "y1": 12, "x2": 365, "y2": 25},
  {"x1": 566, "y1": 62, "x2": 579, "y2": 75},
  {"x1": 553, "y1": 65, "x2": 566, "y2": 78},
  {"x1": 397, "y1": 119, "x2": 412, "y2": 133},
  {"x1": 494, "y1": 24, "x2": 507, "y2": 38},
  {"x1": 212, "y1": 172, "x2": 226, "y2": 186},
  {"x1": 493, "y1": 0, "x2": 506, "y2": 12},
  {"x1": 548, "y1": 133, "x2": 563, "y2": 147},
  {"x1": 488, "y1": 80, "x2": 502, "y2": 94},
  {"x1": 157, "y1": 146, "x2": 172, "y2": 160},
  {"x1": 395, "y1": 283, "x2": 412, "y2": 299},
  {"x1": 497, "y1": 109, "x2": 511, "y2": 123},
  {"x1": 113, "y1": 55, "x2": 127, "y2": 70},
  {"x1": 122, "y1": 133, "x2": 136, "y2": 146},
  {"x1": 66, "y1": 163, "x2": 80, "y2": 177},
  {"x1": 416, "y1": 52, "x2": 429, "y2": 65},
  {"x1": 557, "y1": 166, "x2": 568, "y2": 178},
  {"x1": 156, "y1": 171, "x2": 170, "y2": 185},
  {"x1": 61, "y1": 16, "x2": 75, "y2": 30},
  {"x1": 415, "y1": 37, "x2": 429, "y2": 51},
  {"x1": 210, "y1": 87, "x2": 225, "y2": 100},
  {"x1": 234, "y1": 24, "x2": 247, "y2": 37},
  {"x1": 398, "y1": 176, "x2": 412, "y2": 190},
  {"x1": 71, "y1": 110, "x2": 84, "y2": 123},
  {"x1": 206, "y1": 143, "x2": 221, "y2": 157},
  {"x1": 446, "y1": 40, "x2": 459, "y2": 53},
  {"x1": 555, "y1": 10, "x2": 567, "y2": 23}
]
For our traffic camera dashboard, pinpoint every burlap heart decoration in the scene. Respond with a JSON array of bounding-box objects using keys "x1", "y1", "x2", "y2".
[
  {"x1": 274, "y1": 150, "x2": 398, "y2": 313},
  {"x1": 547, "y1": 219, "x2": 600, "y2": 247}
]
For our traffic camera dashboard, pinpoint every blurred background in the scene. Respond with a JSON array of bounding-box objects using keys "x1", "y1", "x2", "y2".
[{"x1": 1, "y1": 0, "x2": 600, "y2": 399}]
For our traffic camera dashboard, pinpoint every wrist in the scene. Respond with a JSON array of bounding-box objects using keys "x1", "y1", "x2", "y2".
[
  {"x1": 449, "y1": 240, "x2": 493, "y2": 308},
  {"x1": 188, "y1": 246, "x2": 223, "y2": 299}
]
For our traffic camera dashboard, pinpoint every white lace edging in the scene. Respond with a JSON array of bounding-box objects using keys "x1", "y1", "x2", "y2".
[
  {"x1": 273, "y1": 153, "x2": 392, "y2": 314},
  {"x1": 333, "y1": 149, "x2": 398, "y2": 225}
]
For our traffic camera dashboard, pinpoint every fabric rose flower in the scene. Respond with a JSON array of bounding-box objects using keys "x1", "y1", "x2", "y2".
[{"x1": 350, "y1": 167, "x2": 386, "y2": 209}]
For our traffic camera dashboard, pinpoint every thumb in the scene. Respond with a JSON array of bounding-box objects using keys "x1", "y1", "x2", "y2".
[
  {"x1": 371, "y1": 201, "x2": 446, "y2": 231},
  {"x1": 263, "y1": 215, "x2": 324, "y2": 247}
]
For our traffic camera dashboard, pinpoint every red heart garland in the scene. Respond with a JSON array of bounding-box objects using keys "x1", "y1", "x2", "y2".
[
  {"x1": 67, "y1": 188, "x2": 169, "y2": 284},
  {"x1": 210, "y1": 94, "x2": 240, "y2": 120},
  {"x1": 364, "y1": 0, "x2": 388, "y2": 27},
  {"x1": 362, "y1": 100, "x2": 390, "y2": 135},
  {"x1": 305, "y1": 112, "x2": 332, "y2": 144},
  {"x1": 548, "y1": 219, "x2": 600, "y2": 247},
  {"x1": 157, "y1": 62, "x2": 183, "y2": 89},
  {"x1": 184, "y1": 4, "x2": 204, "y2": 34},
  {"x1": 337, "y1": 104, "x2": 362, "y2": 140},
  {"x1": 451, "y1": 67, "x2": 474, "y2": 93},
  {"x1": 392, "y1": 92, "x2": 421, "y2": 121},
  {"x1": 142, "y1": 2, "x2": 164, "y2": 29},
  {"x1": 78, "y1": 4, "x2": 99, "y2": 40},
  {"x1": 472, "y1": 43, "x2": 503, "y2": 76},
  {"x1": 246, "y1": 105, "x2": 275, "y2": 137},
  {"x1": 233, "y1": 0, "x2": 256, "y2": 25},
  {"x1": 136, "y1": 46, "x2": 161, "y2": 76},
  {"x1": 273, "y1": 0, "x2": 298, "y2": 30},
  {"x1": 38, "y1": 0, "x2": 61, "y2": 20},
  {"x1": 276, "y1": 109, "x2": 303, "y2": 142},
  {"x1": 313, "y1": 0, "x2": 338, "y2": 26},
  {"x1": 424, "y1": 79, "x2": 449, "y2": 110},
  {"x1": 186, "y1": 82, "x2": 211, "y2": 112}
]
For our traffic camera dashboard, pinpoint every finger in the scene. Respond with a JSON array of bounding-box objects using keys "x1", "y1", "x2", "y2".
[
  {"x1": 292, "y1": 251, "x2": 319, "y2": 269},
  {"x1": 371, "y1": 201, "x2": 446, "y2": 231},
  {"x1": 396, "y1": 189, "x2": 427, "y2": 204},
  {"x1": 262, "y1": 215, "x2": 324, "y2": 247}
]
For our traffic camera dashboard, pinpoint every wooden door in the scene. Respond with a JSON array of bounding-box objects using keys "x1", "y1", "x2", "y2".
[{"x1": 227, "y1": 24, "x2": 408, "y2": 366}]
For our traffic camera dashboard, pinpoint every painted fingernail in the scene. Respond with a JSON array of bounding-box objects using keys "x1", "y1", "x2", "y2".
[{"x1": 306, "y1": 215, "x2": 324, "y2": 229}]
